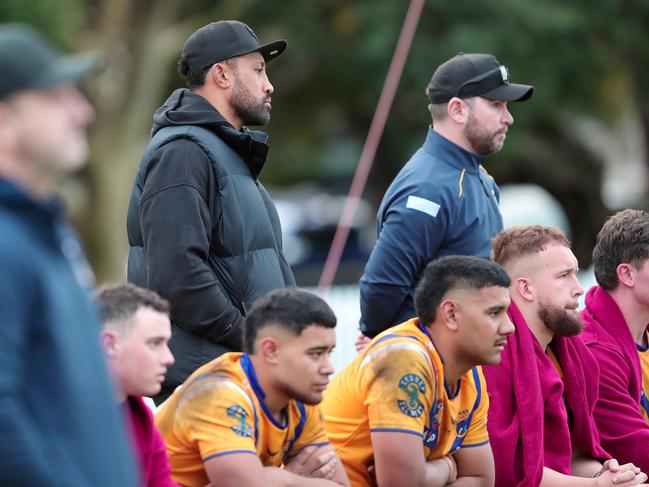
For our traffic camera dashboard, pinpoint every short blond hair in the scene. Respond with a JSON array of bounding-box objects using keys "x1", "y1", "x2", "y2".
[{"x1": 492, "y1": 225, "x2": 571, "y2": 268}]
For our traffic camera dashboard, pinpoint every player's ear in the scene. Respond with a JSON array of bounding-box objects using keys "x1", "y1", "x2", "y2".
[
  {"x1": 101, "y1": 329, "x2": 120, "y2": 357},
  {"x1": 447, "y1": 97, "x2": 469, "y2": 124},
  {"x1": 616, "y1": 263, "x2": 635, "y2": 288},
  {"x1": 258, "y1": 336, "x2": 280, "y2": 365},
  {"x1": 439, "y1": 299, "x2": 459, "y2": 331},
  {"x1": 513, "y1": 277, "x2": 534, "y2": 303}
]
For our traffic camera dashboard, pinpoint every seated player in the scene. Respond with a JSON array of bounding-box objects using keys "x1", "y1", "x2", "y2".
[
  {"x1": 322, "y1": 255, "x2": 515, "y2": 487},
  {"x1": 581, "y1": 209, "x2": 649, "y2": 471},
  {"x1": 155, "y1": 288, "x2": 350, "y2": 487},
  {"x1": 96, "y1": 283, "x2": 178, "y2": 486},
  {"x1": 484, "y1": 225, "x2": 648, "y2": 486}
]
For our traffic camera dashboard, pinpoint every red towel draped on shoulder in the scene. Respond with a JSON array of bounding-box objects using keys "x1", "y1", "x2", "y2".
[{"x1": 482, "y1": 301, "x2": 609, "y2": 487}]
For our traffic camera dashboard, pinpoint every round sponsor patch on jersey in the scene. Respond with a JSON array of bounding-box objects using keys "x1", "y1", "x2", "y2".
[
  {"x1": 227, "y1": 405, "x2": 253, "y2": 438},
  {"x1": 397, "y1": 373, "x2": 426, "y2": 418}
]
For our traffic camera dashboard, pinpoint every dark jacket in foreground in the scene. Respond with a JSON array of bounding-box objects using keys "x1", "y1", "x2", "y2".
[
  {"x1": 0, "y1": 178, "x2": 137, "y2": 486},
  {"x1": 127, "y1": 89, "x2": 295, "y2": 392}
]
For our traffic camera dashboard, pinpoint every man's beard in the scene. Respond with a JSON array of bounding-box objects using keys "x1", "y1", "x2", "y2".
[
  {"x1": 538, "y1": 300, "x2": 584, "y2": 337},
  {"x1": 463, "y1": 110, "x2": 505, "y2": 155},
  {"x1": 230, "y1": 74, "x2": 270, "y2": 127}
]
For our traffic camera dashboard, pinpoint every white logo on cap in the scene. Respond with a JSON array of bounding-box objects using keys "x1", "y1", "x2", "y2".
[{"x1": 499, "y1": 65, "x2": 509, "y2": 83}]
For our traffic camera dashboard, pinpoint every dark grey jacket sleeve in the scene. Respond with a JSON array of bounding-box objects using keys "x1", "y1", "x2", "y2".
[{"x1": 139, "y1": 140, "x2": 243, "y2": 349}]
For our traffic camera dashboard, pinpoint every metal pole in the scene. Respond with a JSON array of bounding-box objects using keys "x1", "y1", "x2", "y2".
[{"x1": 317, "y1": 0, "x2": 425, "y2": 292}]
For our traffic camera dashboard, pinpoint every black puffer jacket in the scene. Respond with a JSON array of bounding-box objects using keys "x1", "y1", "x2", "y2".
[{"x1": 127, "y1": 89, "x2": 295, "y2": 392}]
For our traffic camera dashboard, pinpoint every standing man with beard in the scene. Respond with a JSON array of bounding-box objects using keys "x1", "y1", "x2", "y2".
[
  {"x1": 359, "y1": 53, "x2": 533, "y2": 339},
  {"x1": 483, "y1": 225, "x2": 647, "y2": 487},
  {"x1": 127, "y1": 20, "x2": 295, "y2": 404}
]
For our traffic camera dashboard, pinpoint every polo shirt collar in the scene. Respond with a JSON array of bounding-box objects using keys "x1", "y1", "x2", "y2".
[{"x1": 423, "y1": 127, "x2": 486, "y2": 173}]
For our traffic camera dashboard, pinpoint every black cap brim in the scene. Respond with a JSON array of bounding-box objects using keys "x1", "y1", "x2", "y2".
[
  {"x1": 481, "y1": 82, "x2": 534, "y2": 102},
  {"x1": 256, "y1": 39, "x2": 287, "y2": 63},
  {"x1": 35, "y1": 52, "x2": 102, "y2": 90}
]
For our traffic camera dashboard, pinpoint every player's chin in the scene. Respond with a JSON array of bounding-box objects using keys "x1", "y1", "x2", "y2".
[
  {"x1": 142, "y1": 382, "x2": 163, "y2": 398},
  {"x1": 481, "y1": 350, "x2": 504, "y2": 366},
  {"x1": 303, "y1": 391, "x2": 325, "y2": 406}
]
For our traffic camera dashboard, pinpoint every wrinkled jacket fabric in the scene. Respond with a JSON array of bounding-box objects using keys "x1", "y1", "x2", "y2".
[{"x1": 127, "y1": 89, "x2": 294, "y2": 390}]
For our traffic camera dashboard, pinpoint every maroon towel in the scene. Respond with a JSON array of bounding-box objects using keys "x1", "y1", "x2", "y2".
[
  {"x1": 483, "y1": 302, "x2": 609, "y2": 487},
  {"x1": 126, "y1": 396, "x2": 179, "y2": 487},
  {"x1": 581, "y1": 286, "x2": 649, "y2": 472}
]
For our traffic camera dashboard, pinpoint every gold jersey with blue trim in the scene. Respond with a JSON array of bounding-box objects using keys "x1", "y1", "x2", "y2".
[
  {"x1": 636, "y1": 342, "x2": 649, "y2": 423},
  {"x1": 322, "y1": 318, "x2": 489, "y2": 487},
  {"x1": 155, "y1": 352, "x2": 329, "y2": 487}
]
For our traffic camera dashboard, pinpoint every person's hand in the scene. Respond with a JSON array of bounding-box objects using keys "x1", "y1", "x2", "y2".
[
  {"x1": 593, "y1": 460, "x2": 648, "y2": 486},
  {"x1": 355, "y1": 333, "x2": 371, "y2": 352},
  {"x1": 284, "y1": 446, "x2": 337, "y2": 479}
]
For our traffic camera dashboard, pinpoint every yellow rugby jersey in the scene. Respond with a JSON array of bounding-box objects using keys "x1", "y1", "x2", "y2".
[
  {"x1": 636, "y1": 340, "x2": 649, "y2": 423},
  {"x1": 322, "y1": 319, "x2": 489, "y2": 487},
  {"x1": 155, "y1": 352, "x2": 329, "y2": 487}
]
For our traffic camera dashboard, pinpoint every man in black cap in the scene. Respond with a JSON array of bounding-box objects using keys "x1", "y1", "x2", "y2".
[
  {"x1": 127, "y1": 20, "x2": 295, "y2": 403},
  {"x1": 0, "y1": 23, "x2": 137, "y2": 485},
  {"x1": 359, "y1": 52, "x2": 533, "y2": 341}
]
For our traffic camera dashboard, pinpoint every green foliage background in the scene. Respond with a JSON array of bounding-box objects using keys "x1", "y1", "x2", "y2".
[{"x1": 2, "y1": 0, "x2": 648, "y2": 281}]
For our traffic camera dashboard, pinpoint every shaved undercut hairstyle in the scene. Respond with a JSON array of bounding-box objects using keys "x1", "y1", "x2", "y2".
[
  {"x1": 593, "y1": 209, "x2": 649, "y2": 291},
  {"x1": 491, "y1": 225, "x2": 570, "y2": 267},
  {"x1": 244, "y1": 288, "x2": 337, "y2": 354},
  {"x1": 415, "y1": 255, "x2": 510, "y2": 326},
  {"x1": 94, "y1": 283, "x2": 170, "y2": 334}
]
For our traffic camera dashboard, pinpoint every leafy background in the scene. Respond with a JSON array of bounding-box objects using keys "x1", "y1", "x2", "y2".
[{"x1": 3, "y1": 0, "x2": 648, "y2": 283}]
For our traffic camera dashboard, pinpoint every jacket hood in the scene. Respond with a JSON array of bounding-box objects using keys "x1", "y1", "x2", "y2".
[
  {"x1": 152, "y1": 89, "x2": 270, "y2": 177},
  {"x1": 152, "y1": 88, "x2": 230, "y2": 134}
]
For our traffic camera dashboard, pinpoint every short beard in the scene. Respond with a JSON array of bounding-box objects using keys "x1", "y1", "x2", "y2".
[
  {"x1": 538, "y1": 301, "x2": 584, "y2": 337},
  {"x1": 230, "y1": 72, "x2": 270, "y2": 127},
  {"x1": 463, "y1": 104, "x2": 504, "y2": 155}
]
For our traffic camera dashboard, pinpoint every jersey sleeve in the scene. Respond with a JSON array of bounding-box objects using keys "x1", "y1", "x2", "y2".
[
  {"x1": 287, "y1": 405, "x2": 330, "y2": 457},
  {"x1": 362, "y1": 344, "x2": 435, "y2": 437},
  {"x1": 175, "y1": 377, "x2": 257, "y2": 461},
  {"x1": 462, "y1": 367, "x2": 490, "y2": 447}
]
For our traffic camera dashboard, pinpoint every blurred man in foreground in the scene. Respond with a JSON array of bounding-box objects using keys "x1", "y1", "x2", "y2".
[
  {"x1": 156, "y1": 288, "x2": 349, "y2": 487},
  {"x1": 96, "y1": 283, "x2": 177, "y2": 486},
  {"x1": 0, "y1": 23, "x2": 136, "y2": 485},
  {"x1": 323, "y1": 255, "x2": 514, "y2": 487}
]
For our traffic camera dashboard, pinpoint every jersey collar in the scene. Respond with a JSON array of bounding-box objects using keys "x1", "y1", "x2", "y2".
[
  {"x1": 240, "y1": 352, "x2": 288, "y2": 429},
  {"x1": 424, "y1": 127, "x2": 486, "y2": 174}
]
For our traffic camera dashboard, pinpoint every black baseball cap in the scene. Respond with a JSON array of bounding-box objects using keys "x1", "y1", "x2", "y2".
[
  {"x1": 180, "y1": 20, "x2": 287, "y2": 76},
  {"x1": 0, "y1": 23, "x2": 101, "y2": 100},
  {"x1": 427, "y1": 53, "x2": 533, "y2": 104}
]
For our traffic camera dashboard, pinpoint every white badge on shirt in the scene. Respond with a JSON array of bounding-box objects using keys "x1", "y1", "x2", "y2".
[{"x1": 406, "y1": 195, "x2": 440, "y2": 218}]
